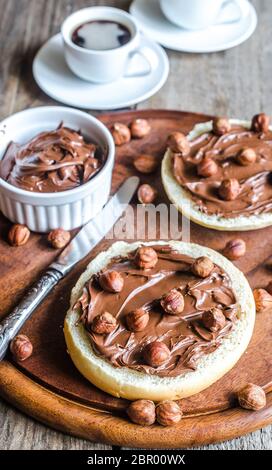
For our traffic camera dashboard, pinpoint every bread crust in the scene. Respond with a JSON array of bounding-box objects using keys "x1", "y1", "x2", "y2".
[
  {"x1": 161, "y1": 119, "x2": 272, "y2": 231},
  {"x1": 64, "y1": 241, "x2": 255, "y2": 401}
]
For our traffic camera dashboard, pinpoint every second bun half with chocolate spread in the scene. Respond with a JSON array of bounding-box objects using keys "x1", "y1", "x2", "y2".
[
  {"x1": 162, "y1": 116, "x2": 272, "y2": 231},
  {"x1": 64, "y1": 241, "x2": 255, "y2": 401}
]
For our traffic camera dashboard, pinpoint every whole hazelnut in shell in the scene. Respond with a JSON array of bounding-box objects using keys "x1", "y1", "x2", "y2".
[
  {"x1": 192, "y1": 256, "x2": 214, "y2": 278},
  {"x1": 8, "y1": 224, "x2": 30, "y2": 247},
  {"x1": 237, "y1": 148, "x2": 257, "y2": 166},
  {"x1": 156, "y1": 401, "x2": 183, "y2": 426},
  {"x1": 99, "y1": 271, "x2": 124, "y2": 293},
  {"x1": 130, "y1": 119, "x2": 151, "y2": 139},
  {"x1": 133, "y1": 154, "x2": 158, "y2": 174},
  {"x1": 218, "y1": 178, "x2": 240, "y2": 201},
  {"x1": 10, "y1": 334, "x2": 33, "y2": 361},
  {"x1": 134, "y1": 246, "x2": 158, "y2": 269},
  {"x1": 212, "y1": 117, "x2": 231, "y2": 136},
  {"x1": 237, "y1": 383, "x2": 266, "y2": 411},
  {"x1": 167, "y1": 132, "x2": 190, "y2": 156},
  {"x1": 48, "y1": 228, "x2": 71, "y2": 249},
  {"x1": 111, "y1": 123, "x2": 131, "y2": 146},
  {"x1": 143, "y1": 341, "x2": 170, "y2": 368},
  {"x1": 126, "y1": 308, "x2": 149, "y2": 332},
  {"x1": 127, "y1": 400, "x2": 156, "y2": 426},
  {"x1": 137, "y1": 184, "x2": 157, "y2": 205},
  {"x1": 197, "y1": 158, "x2": 218, "y2": 177},
  {"x1": 91, "y1": 312, "x2": 117, "y2": 335},
  {"x1": 161, "y1": 288, "x2": 184, "y2": 315},
  {"x1": 223, "y1": 238, "x2": 246, "y2": 260},
  {"x1": 251, "y1": 113, "x2": 270, "y2": 133}
]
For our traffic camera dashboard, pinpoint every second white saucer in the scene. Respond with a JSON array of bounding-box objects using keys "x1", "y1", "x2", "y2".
[
  {"x1": 130, "y1": 0, "x2": 257, "y2": 53},
  {"x1": 33, "y1": 33, "x2": 169, "y2": 110}
]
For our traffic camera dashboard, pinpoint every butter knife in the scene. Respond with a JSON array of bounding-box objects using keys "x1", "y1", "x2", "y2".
[{"x1": 0, "y1": 176, "x2": 139, "y2": 360}]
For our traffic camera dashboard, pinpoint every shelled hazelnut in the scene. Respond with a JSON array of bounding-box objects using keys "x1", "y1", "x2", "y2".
[
  {"x1": 8, "y1": 224, "x2": 30, "y2": 247},
  {"x1": 237, "y1": 383, "x2": 266, "y2": 411},
  {"x1": 197, "y1": 158, "x2": 218, "y2": 177},
  {"x1": 111, "y1": 123, "x2": 131, "y2": 146},
  {"x1": 126, "y1": 308, "x2": 149, "y2": 332},
  {"x1": 251, "y1": 113, "x2": 270, "y2": 133},
  {"x1": 48, "y1": 228, "x2": 70, "y2": 249},
  {"x1": 237, "y1": 148, "x2": 257, "y2": 166},
  {"x1": 218, "y1": 178, "x2": 240, "y2": 201},
  {"x1": 143, "y1": 341, "x2": 170, "y2": 368},
  {"x1": 160, "y1": 288, "x2": 184, "y2": 315},
  {"x1": 212, "y1": 117, "x2": 231, "y2": 136},
  {"x1": 202, "y1": 308, "x2": 226, "y2": 332},
  {"x1": 99, "y1": 271, "x2": 124, "y2": 293},
  {"x1": 133, "y1": 154, "x2": 158, "y2": 174},
  {"x1": 156, "y1": 401, "x2": 183, "y2": 426},
  {"x1": 137, "y1": 184, "x2": 157, "y2": 205},
  {"x1": 134, "y1": 246, "x2": 158, "y2": 269},
  {"x1": 91, "y1": 312, "x2": 117, "y2": 335},
  {"x1": 130, "y1": 119, "x2": 151, "y2": 139},
  {"x1": 192, "y1": 256, "x2": 214, "y2": 278},
  {"x1": 127, "y1": 400, "x2": 156, "y2": 426},
  {"x1": 222, "y1": 238, "x2": 246, "y2": 260},
  {"x1": 253, "y1": 288, "x2": 272, "y2": 312},
  {"x1": 10, "y1": 334, "x2": 33, "y2": 361},
  {"x1": 167, "y1": 132, "x2": 190, "y2": 156}
]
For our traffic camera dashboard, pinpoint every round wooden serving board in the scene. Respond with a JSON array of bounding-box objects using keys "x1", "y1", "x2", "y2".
[{"x1": 0, "y1": 110, "x2": 271, "y2": 448}]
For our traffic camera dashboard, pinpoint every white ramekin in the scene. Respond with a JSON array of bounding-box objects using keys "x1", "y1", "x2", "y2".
[{"x1": 0, "y1": 106, "x2": 115, "y2": 232}]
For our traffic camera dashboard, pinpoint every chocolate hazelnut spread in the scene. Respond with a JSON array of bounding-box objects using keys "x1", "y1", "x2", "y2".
[
  {"x1": 75, "y1": 246, "x2": 239, "y2": 377},
  {"x1": 0, "y1": 124, "x2": 105, "y2": 192},
  {"x1": 172, "y1": 123, "x2": 272, "y2": 218}
]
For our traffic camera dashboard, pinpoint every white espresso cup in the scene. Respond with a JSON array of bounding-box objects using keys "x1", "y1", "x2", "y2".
[
  {"x1": 62, "y1": 6, "x2": 155, "y2": 83},
  {"x1": 160, "y1": 0, "x2": 244, "y2": 30}
]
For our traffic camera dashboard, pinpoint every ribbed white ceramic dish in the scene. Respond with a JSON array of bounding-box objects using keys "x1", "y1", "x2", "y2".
[{"x1": 0, "y1": 106, "x2": 115, "y2": 232}]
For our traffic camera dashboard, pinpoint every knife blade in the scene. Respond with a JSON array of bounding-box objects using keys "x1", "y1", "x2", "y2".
[{"x1": 0, "y1": 176, "x2": 139, "y2": 360}]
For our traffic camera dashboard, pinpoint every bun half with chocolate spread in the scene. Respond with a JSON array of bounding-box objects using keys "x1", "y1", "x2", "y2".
[
  {"x1": 162, "y1": 115, "x2": 272, "y2": 231},
  {"x1": 64, "y1": 241, "x2": 255, "y2": 401}
]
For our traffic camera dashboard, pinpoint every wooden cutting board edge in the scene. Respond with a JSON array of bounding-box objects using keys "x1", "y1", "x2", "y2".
[{"x1": 0, "y1": 108, "x2": 271, "y2": 448}]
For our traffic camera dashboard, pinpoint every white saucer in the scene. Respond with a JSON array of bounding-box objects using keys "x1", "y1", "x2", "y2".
[
  {"x1": 33, "y1": 33, "x2": 169, "y2": 110},
  {"x1": 130, "y1": 0, "x2": 257, "y2": 53}
]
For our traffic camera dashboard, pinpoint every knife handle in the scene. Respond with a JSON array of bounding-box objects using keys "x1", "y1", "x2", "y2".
[{"x1": 0, "y1": 269, "x2": 63, "y2": 361}]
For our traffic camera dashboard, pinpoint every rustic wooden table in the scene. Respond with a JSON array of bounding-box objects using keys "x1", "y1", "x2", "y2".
[{"x1": 0, "y1": 0, "x2": 271, "y2": 451}]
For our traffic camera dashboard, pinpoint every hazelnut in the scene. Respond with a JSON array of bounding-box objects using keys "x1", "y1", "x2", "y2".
[
  {"x1": 251, "y1": 113, "x2": 270, "y2": 133},
  {"x1": 8, "y1": 224, "x2": 30, "y2": 247},
  {"x1": 137, "y1": 184, "x2": 157, "y2": 205},
  {"x1": 48, "y1": 228, "x2": 71, "y2": 249},
  {"x1": 134, "y1": 246, "x2": 158, "y2": 269},
  {"x1": 127, "y1": 400, "x2": 156, "y2": 426},
  {"x1": 197, "y1": 158, "x2": 218, "y2": 177},
  {"x1": 111, "y1": 123, "x2": 131, "y2": 146},
  {"x1": 91, "y1": 312, "x2": 117, "y2": 335},
  {"x1": 212, "y1": 117, "x2": 231, "y2": 136},
  {"x1": 99, "y1": 271, "x2": 124, "y2": 293},
  {"x1": 10, "y1": 334, "x2": 33, "y2": 361},
  {"x1": 160, "y1": 288, "x2": 184, "y2": 315},
  {"x1": 156, "y1": 401, "x2": 183, "y2": 426},
  {"x1": 202, "y1": 308, "x2": 226, "y2": 332},
  {"x1": 126, "y1": 308, "x2": 149, "y2": 332},
  {"x1": 223, "y1": 238, "x2": 246, "y2": 260},
  {"x1": 253, "y1": 288, "x2": 272, "y2": 312},
  {"x1": 237, "y1": 383, "x2": 266, "y2": 411},
  {"x1": 130, "y1": 118, "x2": 151, "y2": 139},
  {"x1": 218, "y1": 178, "x2": 240, "y2": 201},
  {"x1": 143, "y1": 341, "x2": 170, "y2": 368},
  {"x1": 133, "y1": 154, "x2": 158, "y2": 174},
  {"x1": 237, "y1": 148, "x2": 257, "y2": 166},
  {"x1": 167, "y1": 132, "x2": 190, "y2": 156},
  {"x1": 192, "y1": 256, "x2": 214, "y2": 278}
]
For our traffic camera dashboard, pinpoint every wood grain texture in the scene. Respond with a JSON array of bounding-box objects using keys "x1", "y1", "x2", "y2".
[{"x1": 0, "y1": 0, "x2": 271, "y2": 451}]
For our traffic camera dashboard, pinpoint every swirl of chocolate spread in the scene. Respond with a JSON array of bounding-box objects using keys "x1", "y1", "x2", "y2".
[
  {"x1": 0, "y1": 124, "x2": 105, "y2": 192},
  {"x1": 75, "y1": 246, "x2": 239, "y2": 377},
  {"x1": 172, "y1": 121, "x2": 272, "y2": 218}
]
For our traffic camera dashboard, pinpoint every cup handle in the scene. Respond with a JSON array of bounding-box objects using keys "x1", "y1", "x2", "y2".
[
  {"x1": 124, "y1": 46, "x2": 158, "y2": 79},
  {"x1": 216, "y1": 0, "x2": 248, "y2": 26}
]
